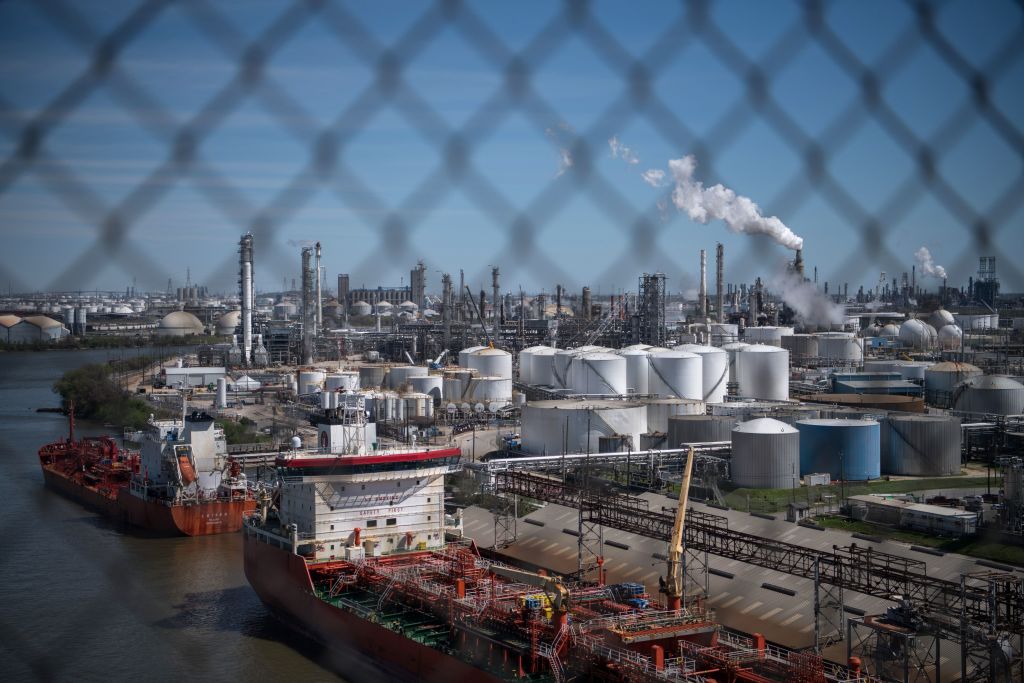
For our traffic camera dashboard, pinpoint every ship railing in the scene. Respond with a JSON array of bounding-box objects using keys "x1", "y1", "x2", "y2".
[{"x1": 575, "y1": 609, "x2": 713, "y2": 635}]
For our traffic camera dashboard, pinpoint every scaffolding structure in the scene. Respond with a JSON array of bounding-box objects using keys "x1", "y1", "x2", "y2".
[{"x1": 636, "y1": 272, "x2": 667, "y2": 347}]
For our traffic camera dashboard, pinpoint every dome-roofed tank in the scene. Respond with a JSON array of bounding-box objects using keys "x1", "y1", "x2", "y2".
[
  {"x1": 924, "y1": 361, "x2": 983, "y2": 405},
  {"x1": 647, "y1": 349, "x2": 702, "y2": 400},
  {"x1": 797, "y1": 419, "x2": 880, "y2": 481},
  {"x1": 880, "y1": 414, "x2": 961, "y2": 476},
  {"x1": 215, "y1": 310, "x2": 241, "y2": 336},
  {"x1": 735, "y1": 345, "x2": 789, "y2": 401},
  {"x1": 731, "y1": 418, "x2": 800, "y2": 489},
  {"x1": 898, "y1": 319, "x2": 937, "y2": 350},
  {"x1": 350, "y1": 300, "x2": 372, "y2": 316},
  {"x1": 928, "y1": 308, "x2": 955, "y2": 331},
  {"x1": 667, "y1": 415, "x2": 736, "y2": 446},
  {"x1": 157, "y1": 311, "x2": 205, "y2": 337},
  {"x1": 467, "y1": 347, "x2": 513, "y2": 380},
  {"x1": 570, "y1": 352, "x2": 627, "y2": 395},
  {"x1": 676, "y1": 344, "x2": 728, "y2": 403},
  {"x1": 879, "y1": 323, "x2": 901, "y2": 340},
  {"x1": 953, "y1": 375, "x2": 1024, "y2": 416}
]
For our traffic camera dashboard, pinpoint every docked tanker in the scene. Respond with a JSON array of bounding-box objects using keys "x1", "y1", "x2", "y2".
[
  {"x1": 244, "y1": 394, "x2": 863, "y2": 682},
  {"x1": 39, "y1": 408, "x2": 261, "y2": 535}
]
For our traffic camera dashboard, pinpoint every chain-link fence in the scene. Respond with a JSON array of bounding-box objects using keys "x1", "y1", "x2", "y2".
[
  {"x1": 2, "y1": 0, "x2": 1021, "y2": 297},
  {"x1": 2, "y1": 0, "x2": 1023, "y2": 678}
]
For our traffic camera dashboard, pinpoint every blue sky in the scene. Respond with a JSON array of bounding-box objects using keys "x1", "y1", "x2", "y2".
[{"x1": 0, "y1": 0, "x2": 1021, "y2": 297}]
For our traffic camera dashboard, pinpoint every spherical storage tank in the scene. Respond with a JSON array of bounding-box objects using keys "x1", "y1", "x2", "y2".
[
  {"x1": 898, "y1": 319, "x2": 937, "y2": 350},
  {"x1": 797, "y1": 419, "x2": 880, "y2": 481},
  {"x1": 816, "y1": 332, "x2": 863, "y2": 363},
  {"x1": 617, "y1": 347, "x2": 652, "y2": 395},
  {"x1": 668, "y1": 415, "x2": 735, "y2": 446},
  {"x1": 937, "y1": 325, "x2": 962, "y2": 350},
  {"x1": 953, "y1": 376, "x2": 1024, "y2": 416},
  {"x1": 467, "y1": 347, "x2": 513, "y2": 380},
  {"x1": 928, "y1": 309, "x2": 955, "y2": 331},
  {"x1": 880, "y1": 415, "x2": 961, "y2": 476},
  {"x1": 647, "y1": 350, "x2": 702, "y2": 400},
  {"x1": 570, "y1": 352, "x2": 627, "y2": 395},
  {"x1": 879, "y1": 323, "x2": 901, "y2": 340},
  {"x1": 645, "y1": 398, "x2": 705, "y2": 433},
  {"x1": 676, "y1": 344, "x2": 728, "y2": 403},
  {"x1": 731, "y1": 418, "x2": 800, "y2": 489},
  {"x1": 521, "y1": 400, "x2": 648, "y2": 454},
  {"x1": 735, "y1": 345, "x2": 789, "y2": 401}
]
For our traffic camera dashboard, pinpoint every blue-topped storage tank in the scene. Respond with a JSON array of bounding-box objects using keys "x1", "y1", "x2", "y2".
[{"x1": 796, "y1": 418, "x2": 880, "y2": 481}]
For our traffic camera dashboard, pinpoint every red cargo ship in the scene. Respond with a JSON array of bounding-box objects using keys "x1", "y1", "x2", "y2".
[
  {"x1": 244, "y1": 394, "x2": 866, "y2": 682},
  {"x1": 39, "y1": 408, "x2": 259, "y2": 536}
]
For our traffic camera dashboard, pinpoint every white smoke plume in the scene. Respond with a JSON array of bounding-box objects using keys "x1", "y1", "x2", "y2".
[
  {"x1": 647, "y1": 155, "x2": 804, "y2": 251},
  {"x1": 770, "y1": 271, "x2": 845, "y2": 327},
  {"x1": 545, "y1": 122, "x2": 574, "y2": 178},
  {"x1": 608, "y1": 136, "x2": 639, "y2": 165},
  {"x1": 914, "y1": 246, "x2": 947, "y2": 279}
]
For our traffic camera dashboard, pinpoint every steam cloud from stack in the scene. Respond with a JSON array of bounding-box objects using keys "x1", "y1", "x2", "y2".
[
  {"x1": 644, "y1": 155, "x2": 804, "y2": 251},
  {"x1": 914, "y1": 247, "x2": 947, "y2": 279},
  {"x1": 545, "y1": 122, "x2": 575, "y2": 178},
  {"x1": 769, "y1": 271, "x2": 845, "y2": 327}
]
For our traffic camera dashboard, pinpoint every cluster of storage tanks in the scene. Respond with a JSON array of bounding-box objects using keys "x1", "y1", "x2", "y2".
[{"x1": 519, "y1": 343, "x2": 789, "y2": 402}]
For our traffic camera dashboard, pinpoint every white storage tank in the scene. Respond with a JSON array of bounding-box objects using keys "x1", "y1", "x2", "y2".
[
  {"x1": 358, "y1": 364, "x2": 388, "y2": 389},
  {"x1": 521, "y1": 400, "x2": 648, "y2": 454},
  {"x1": 816, "y1": 332, "x2": 863, "y2": 363},
  {"x1": 879, "y1": 323, "x2": 901, "y2": 340},
  {"x1": 465, "y1": 377, "x2": 513, "y2": 406},
  {"x1": 443, "y1": 369, "x2": 474, "y2": 402},
  {"x1": 617, "y1": 347, "x2": 652, "y2": 395},
  {"x1": 458, "y1": 345, "x2": 487, "y2": 368},
  {"x1": 467, "y1": 347, "x2": 513, "y2": 380},
  {"x1": 527, "y1": 346, "x2": 559, "y2": 387},
  {"x1": 350, "y1": 300, "x2": 372, "y2": 316},
  {"x1": 954, "y1": 313, "x2": 999, "y2": 331},
  {"x1": 388, "y1": 365, "x2": 429, "y2": 389},
  {"x1": 551, "y1": 346, "x2": 604, "y2": 389},
  {"x1": 731, "y1": 418, "x2": 800, "y2": 489},
  {"x1": 937, "y1": 324, "x2": 963, "y2": 350},
  {"x1": 898, "y1": 319, "x2": 937, "y2": 350},
  {"x1": 298, "y1": 369, "x2": 326, "y2": 391},
  {"x1": 570, "y1": 352, "x2": 627, "y2": 395},
  {"x1": 518, "y1": 346, "x2": 548, "y2": 384},
  {"x1": 721, "y1": 342, "x2": 749, "y2": 382},
  {"x1": 647, "y1": 350, "x2": 702, "y2": 400},
  {"x1": 953, "y1": 376, "x2": 1024, "y2": 416},
  {"x1": 402, "y1": 392, "x2": 432, "y2": 421},
  {"x1": 735, "y1": 345, "x2": 790, "y2": 401},
  {"x1": 781, "y1": 334, "x2": 818, "y2": 362},
  {"x1": 676, "y1": 344, "x2": 728, "y2": 403},
  {"x1": 881, "y1": 414, "x2": 961, "y2": 476},
  {"x1": 709, "y1": 323, "x2": 739, "y2": 345},
  {"x1": 924, "y1": 361, "x2": 982, "y2": 405},
  {"x1": 409, "y1": 375, "x2": 443, "y2": 403},
  {"x1": 645, "y1": 398, "x2": 705, "y2": 433},
  {"x1": 325, "y1": 372, "x2": 359, "y2": 392},
  {"x1": 743, "y1": 326, "x2": 794, "y2": 346}
]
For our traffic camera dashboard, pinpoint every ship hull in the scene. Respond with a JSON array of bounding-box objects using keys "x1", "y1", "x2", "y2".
[
  {"x1": 243, "y1": 532, "x2": 501, "y2": 683},
  {"x1": 41, "y1": 466, "x2": 122, "y2": 519},
  {"x1": 119, "y1": 492, "x2": 256, "y2": 536}
]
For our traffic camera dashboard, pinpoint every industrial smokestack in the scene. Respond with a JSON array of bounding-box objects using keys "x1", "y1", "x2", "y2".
[
  {"x1": 314, "y1": 242, "x2": 322, "y2": 333},
  {"x1": 794, "y1": 249, "x2": 804, "y2": 280},
  {"x1": 698, "y1": 249, "x2": 707, "y2": 320},
  {"x1": 582, "y1": 286, "x2": 592, "y2": 321},
  {"x1": 555, "y1": 284, "x2": 562, "y2": 319},
  {"x1": 715, "y1": 243, "x2": 724, "y2": 324},
  {"x1": 301, "y1": 246, "x2": 314, "y2": 364},
  {"x1": 491, "y1": 267, "x2": 500, "y2": 328},
  {"x1": 238, "y1": 233, "x2": 254, "y2": 366},
  {"x1": 441, "y1": 272, "x2": 452, "y2": 354}
]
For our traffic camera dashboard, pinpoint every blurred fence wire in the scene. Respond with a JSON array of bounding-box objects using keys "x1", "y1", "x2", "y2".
[{"x1": 1, "y1": 0, "x2": 1022, "y2": 295}]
